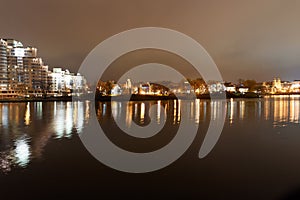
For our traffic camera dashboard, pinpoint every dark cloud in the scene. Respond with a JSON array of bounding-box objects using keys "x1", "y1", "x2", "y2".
[{"x1": 1, "y1": 0, "x2": 300, "y2": 82}]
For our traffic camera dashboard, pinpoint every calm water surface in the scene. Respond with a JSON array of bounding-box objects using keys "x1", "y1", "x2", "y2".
[{"x1": 1, "y1": 96, "x2": 300, "y2": 199}]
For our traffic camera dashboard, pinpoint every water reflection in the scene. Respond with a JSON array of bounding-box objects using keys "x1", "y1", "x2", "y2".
[
  {"x1": 97, "y1": 99, "x2": 224, "y2": 127},
  {"x1": 0, "y1": 101, "x2": 90, "y2": 173},
  {"x1": 1, "y1": 96, "x2": 300, "y2": 173},
  {"x1": 259, "y1": 95, "x2": 300, "y2": 127},
  {"x1": 14, "y1": 136, "x2": 31, "y2": 167},
  {"x1": 96, "y1": 96, "x2": 300, "y2": 129}
]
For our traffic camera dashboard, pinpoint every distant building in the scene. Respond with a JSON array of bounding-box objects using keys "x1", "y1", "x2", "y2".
[
  {"x1": 208, "y1": 82, "x2": 225, "y2": 93},
  {"x1": 3, "y1": 39, "x2": 48, "y2": 94},
  {"x1": 111, "y1": 84, "x2": 122, "y2": 96},
  {"x1": 138, "y1": 83, "x2": 151, "y2": 94},
  {"x1": 271, "y1": 78, "x2": 282, "y2": 93},
  {"x1": 123, "y1": 78, "x2": 132, "y2": 94},
  {"x1": 238, "y1": 87, "x2": 249, "y2": 94},
  {"x1": 224, "y1": 82, "x2": 236, "y2": 93},
  {"x1": 0, "y1": 38, "x2": 89, "y2": 98},
  {"x1": 0, "y1": 39, "x2": 8, "y2": 90},
  {"x1": 49, "y1": 68, "x2": 65, "y2": 92},
  {"x1": 291, "y1": 80, "x2": 300, "y2": 93},
  {"x1": 49, "y1": 68, "x2": 87, "y2": 95}
]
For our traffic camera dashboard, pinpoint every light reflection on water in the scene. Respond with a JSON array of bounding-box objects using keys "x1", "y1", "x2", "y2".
[
  {"x1": 97, "y1": 97, "x2": 300, "y2": 128},
  {"x1": 0, "y1": 101, "x2": 90, "y2": 173},
  {"x1": 0, "y1": 96, "x2": 300, "y2": 173}
]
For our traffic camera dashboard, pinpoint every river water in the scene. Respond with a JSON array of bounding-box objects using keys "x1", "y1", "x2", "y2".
[{"x1": 1, "y1": 96, "x2": 300, "y2": 199}]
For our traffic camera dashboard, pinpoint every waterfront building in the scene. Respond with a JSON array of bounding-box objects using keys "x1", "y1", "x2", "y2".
[
  {"x1": 23, "y1": 57, "x2": 46, "y2": 92},
  {"x1": 238, "y1": 87, "x2": 249, "y2": 94},
  {"x1": 271, "y1": 78, "x2": 282, "y2": 93},
  {"x1": 208, "y1": 82, "x2": 226, "y2": 93},
  {"x1": 5, "y1": 39, "x2": 46, "y2": 93},
  {"x1": 49, "y1": 68, "x2": 87, "y2": 95},
  {"x1": 291, "y1": 80, "x2": 300, "y2": 93},
  {"x1": 224, "y1": 82, "x2": 236, "y2": 93},
  {"x1": 123, "y1": 78, "x2": 132, "y2": 94},
  {"x1": 0, "y1": 38, "x2": 89, "y2": 98},
  {"x1": 0, "y1": 39, "x2": 8, "y2": 90},
  {"x1": 49, "y1": 68, "x2": 66, "y2": 92},
  {"x1": 111, "y1": 84, "x2": 122, "y2": 96}
]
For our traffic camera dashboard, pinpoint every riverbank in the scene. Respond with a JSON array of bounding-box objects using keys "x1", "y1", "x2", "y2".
[
  {"x1": 3, "y1": 92, "x2": 294, "y2": 103},
  {"x1": 0, "y1": 96, "x2": 73, "y2": 103},
  {"x1": 94, "y1": 92, "x2": 262, "y2": 102}
]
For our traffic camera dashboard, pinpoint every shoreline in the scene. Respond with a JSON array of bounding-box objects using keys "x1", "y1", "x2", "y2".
[
  {"x1": 0, "y1": 96, "x2": 73, "y2": 103},
  {"x1": 0, "y1": 93, "x2": 300, "y2": 103}
]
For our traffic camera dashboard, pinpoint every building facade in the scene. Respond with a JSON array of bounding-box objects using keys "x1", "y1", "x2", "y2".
[
  {"x1": 49, "y1": 68, "x2": 87, "y2": 95},
  {"x1": 0, "y1": 38, "x2": 88, "y2": 98},
  {"x1": 0, "y1": 39, "x2": 8, "y2": 90}
]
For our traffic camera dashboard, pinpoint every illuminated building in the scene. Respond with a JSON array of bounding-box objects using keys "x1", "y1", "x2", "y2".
[
  {"x1": 49, "y1": 68, "x2": 65, "y2": 92},
  {"x1": 0, "y1": 39, "x2": 8, "y2": 90},
  {"x1": 291, "y1": 80, "x2": 300, "y2": 93},
  {"x1": 208, "y1": 82, "x2": 226, "y2": 93},
  {"x1": 5, "y1": 39, "x2": 48, "y2": 94},
  {"x1": 23, "y1": 57, "x2": 48, "y2": 93},
  {"x1": 49, "y1": 68, "x2": 88, "y2": 95},
  {"x1": 122, "y1": 78, "x2": 132, "y2": 94},
  {"x1": 111, "y1": 84, "x2": 122, "y2": 95},
  {"x1": 271, "y1": 78, "x2": 282, "y2": 93},
  {"x1": 224, "y1": 82, "x2": 236, "y2": 93},
  {"x1": 238, "y1": 87, "x2": 249, "y2": 94},
  {"x1": 0, "y1": 38, "x2": 88, "y2": 98}
]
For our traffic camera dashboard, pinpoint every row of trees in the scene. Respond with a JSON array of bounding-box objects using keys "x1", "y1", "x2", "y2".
[
  {"x1": 95, "y1": 78, "x2": 265, "y2": 95},
  {"x1": 188, "y1": 78, "x2": 263, "y2": 93}
]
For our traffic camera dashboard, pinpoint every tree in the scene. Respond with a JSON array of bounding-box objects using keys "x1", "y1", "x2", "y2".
[{"x1": 242, "y1": 79, "x2": 257, "y2": 92}]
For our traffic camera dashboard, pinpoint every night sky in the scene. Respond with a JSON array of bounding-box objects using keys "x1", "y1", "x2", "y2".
[{"x1": 1, "y1": 0, "x2": 300, "y2": 82}]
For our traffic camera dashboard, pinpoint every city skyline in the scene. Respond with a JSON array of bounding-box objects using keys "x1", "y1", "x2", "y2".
[
  {"x1": 0, "y1": 38, "x2": 88, "y2": 98},
  {"x1": 1, "y1": 37, "x2": 300, "y2": 87},
  {"x1": 1, "y1": 0, "x2": 300, "y2": 82}
]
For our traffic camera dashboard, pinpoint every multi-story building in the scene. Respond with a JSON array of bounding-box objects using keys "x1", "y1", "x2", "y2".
[
  {"x1": 49, "y1": 68, "x2": 87, "y2": 95},
  {"x1": 291, "y1": 80, "x2": 300, "y2": 93},
  {"x1": 6, "y1": 39, "x2": 25, "y2": 91},
  {"x1": 49, "y1": 68, "x2": 65, "y2": 92},
  {"x1": 0, "y1": 39, "x2": 8, "y2": 90},
  {"x1": 0, "y1": 38, "x2": 88, "y2": 98},
  {"x1": 5, "y1": 39, "x2": 42, "y2": 92}
]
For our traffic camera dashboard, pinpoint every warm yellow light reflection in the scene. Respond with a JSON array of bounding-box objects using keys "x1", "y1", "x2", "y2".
[
  {"x1": 126, "y1": 102, "x2": 132, "y2": 127},
  {"x1": 229, "y1": 98, "x2": 234, "y2": 125},
  {"x1": 140, "y1": 103, "x2": 145, "y2": 124},
  {"x1": 157, "y1": 100, "x2": 161, "y2": 124},
  {"x1": 24, "y1": 102, "x2": 30, "y2": 125},
  {"x1": 195, "y1": 99, "x2": 200, "y2": 124},
  {"x1": 239, "y1": 101, "x2": 245, "y2": 120}
]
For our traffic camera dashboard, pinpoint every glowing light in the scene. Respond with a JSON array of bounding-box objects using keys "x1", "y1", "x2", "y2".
[
  {"x1": 24, "y1": 102, "x2": 30, "y2": 125},
  {"x1": 65, "y1": 102, "x2": 72, "y2": 137},
  {"x1": 157, "y1": 100, "x2": 161, "y2": 123},
  {"x1": 54, "y1": 102, "x2": 65, "y2": 139},
  {"x1": 126, "y1": 102, "x2": 132, "y2": 127},
  {"x1": 264, "y1": 98, "x2": 270, "y2": 120},
  {"x1": 111, "y1": 101, "x2": 118, "y2": 119},
  {"x1": 14, "y1": 137, "x2": 31, "y2": 167},
  {"x1": 1, "y1": 105, "x2": 8, "y2": 128},
  {"x1": 229, "y1": 98, "x2": 234, "y2": 125},
  {"x1": 239, "y1": 101, "x2": 245, "y2": 120},
  {"x1": 178, "y1": 100, "x2": 181, "y2": 123},
  {"x1": 76, "y1": 101, "x2": 84, "y2": 133},
  {"x1": 140, "y1": 103, "x2": 145, "y2": 124},
  {"x1": 173, "y1": 100, "x2": 177, "y2": 124},
  {"x1": 195, "y1": 99, "x2": 200, "y2": 124},
  {"x1": 211, "y1": 101, "x2": 217, "y2": 120},
  {"x1": 85, "y1": 100, "x2": 90, "y2": 120}
]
